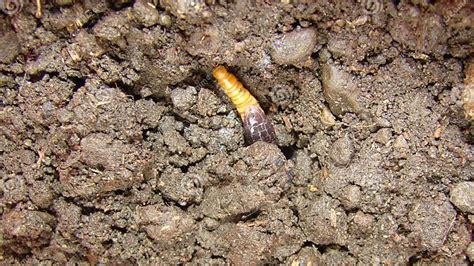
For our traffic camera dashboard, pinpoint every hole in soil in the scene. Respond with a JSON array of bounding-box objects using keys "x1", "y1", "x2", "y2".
[
  {"x1": 114, "y1": 80, "x2": 141, "y2": 100},
  {"x1": 291, "y1": 21, "x2": 301, "y2": 29},
  {"x1": 80, "y1": 205, "x2": 103, "y2": 216},
  {"x1": 101, "y1": 240, "x2": 113, "y2": 249},
  {"x1": 397, "y1": 224, "x2": 412, "y2": 236},
  {"x1": 29, "y1": 71, "x2": 60, "y2": 83},
  {"x1": 141, "y1": 129, "x2": 149, "y2": 141},
  {"x1": 141, "y1": 127, "x2": 159, "y2": 142},
  {"x1": 408, "y1": 251, "x2": 428, "y2": 265},
  {"x1": 73, "y1": 9, "x2": 102, "y2": 30},
  {"x1": 183, "y1": 69, "x2": 213, "y2": 89},
  {"x1": 114, "y1": 189, "x2": 132, "y2": 197},
  {"x1": 171, "y1": 113, "x2": 191, "y2": 131},
  {"x1": 221, "y1": 209, "x2": 262, "y2": 223},
  {"x1": 210, "y1": 255, "x2": 226, "y2": 260},
  {"x1": 69, "y1": 76, "x2": 86, "y2": 91},
  {"x1": 180, "y1": 164, "x2": 189, "y2": 173},
  {"x1": 240, "y1": 209, "x2": 261, "y2": 222},
  {"x1": 316, "y1": 244, "x2": 349, "y2": 253},
  {"x1": 111, "y1": 0, "x2": 134, "y2": 10},
  {"x1": 111, "y1": 225, "x2": 128, "y2": 234},
  {"x1": 3, "y1": 249, "x2": 31, "y2": 260},
  {"x1": 301, "y1": 240, "x2": 317, "y2": 248},
  {"x1": 95, "y1": 164, "x2": 105, "y2": 172},
  {"x1": 53, "y1": 170, "x2": 60, "y2": 181},
  {"x1": 280, "y1": 144, "x2": 297, "y2": 160}
]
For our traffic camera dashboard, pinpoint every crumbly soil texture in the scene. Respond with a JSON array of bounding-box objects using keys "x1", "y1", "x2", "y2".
[{"x1": 1, "y1": 0, "x2": 473, "y2": 264}]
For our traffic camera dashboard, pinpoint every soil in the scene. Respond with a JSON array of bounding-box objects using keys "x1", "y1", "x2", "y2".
[{"x1": 1, "y1": 0, "x2": 473, "y2": 264}]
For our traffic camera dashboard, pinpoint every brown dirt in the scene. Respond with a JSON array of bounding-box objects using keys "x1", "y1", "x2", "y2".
[{"x1": 1, "y1": 0, "x2": 473, "y2": 264}]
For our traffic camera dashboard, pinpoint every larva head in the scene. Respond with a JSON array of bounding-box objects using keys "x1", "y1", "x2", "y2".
[{"x1": 213, "y1": 65, "x2": 229, "y2": 80}]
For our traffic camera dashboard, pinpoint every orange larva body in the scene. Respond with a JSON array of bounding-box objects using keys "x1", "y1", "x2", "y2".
[{"x1": 213, "y1": 65, "x2": 277, "y2": 144}]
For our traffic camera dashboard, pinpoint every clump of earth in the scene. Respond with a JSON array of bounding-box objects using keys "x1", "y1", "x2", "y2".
[{"x1": 1, "y1": 0, "x2": 473, "y2": 264}]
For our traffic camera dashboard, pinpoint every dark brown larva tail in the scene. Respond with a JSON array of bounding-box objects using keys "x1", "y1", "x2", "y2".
[{"x1": 242, "y1": 105, "x2": 277, "y2": 145}]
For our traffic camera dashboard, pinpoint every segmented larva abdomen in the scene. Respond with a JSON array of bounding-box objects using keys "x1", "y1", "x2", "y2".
[
  {"x1": 213, "y1": 65, "x2": 277, "y2": 144},
  {"x1": 213, "y1": 66, "x2": 258, "y2": 115}
]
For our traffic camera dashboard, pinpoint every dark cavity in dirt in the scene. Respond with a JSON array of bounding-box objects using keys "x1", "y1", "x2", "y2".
[{"x1": 1, "y1": 0, "x2": 473, "y2": 264}]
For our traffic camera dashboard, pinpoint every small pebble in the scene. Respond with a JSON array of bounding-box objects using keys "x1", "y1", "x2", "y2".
[
  {"x1": 133, "y1": 0, "x2": 160, "y2": 27},
  {"x1": 352, "y1": 211, "x2": 374, "y2": 232},
  {"x1": 466, "y1": 242, "x2": 474, "y2": 262},
  {"x1": 321, "y1": 63, "x2": 361, "y2": 116},
  {"x1": 374, "y1": 128, "x2": 392, "y2": 145},
  {"x1": 270, "y1": 27, "x2": 318, "y2": 66},
  {"x1": 340, "y1": 185, "x2": 361, "y2": 209},
  {"x1": 320, "y1": 106, "x2": 336, "y2": 126},
  {"x1": 159, "y1": 13, "x2": 172, "y2": 27},
  {"x1": 376, "y1": 118, "x2": 392, "y2": 128},
  {"x1": 170, "y1": 86, "x2": 197, "y2": 111},
  {"x1": 393, "y1": 135, "x2": 409, "y2": 149},
  {"x1": 308, "y1": 184, "x2": 318, "y2": 192},
  {"x1": 450, "y1": 182, "x2": 474, "y2": 213},
  {"x1": 203, "y1": 217, "x2": 220, "y2": 231},
  {"x1": 329, "y1": 135, "x2": 354, "y2": 167},
  {"x1": 318, "y1": 48, "x2": 331, "y2": 62}
]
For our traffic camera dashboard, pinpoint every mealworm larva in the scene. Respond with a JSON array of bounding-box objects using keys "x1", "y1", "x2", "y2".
[{"x1": 213, "y1": 65, "x2": 277, "y2": 145}]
